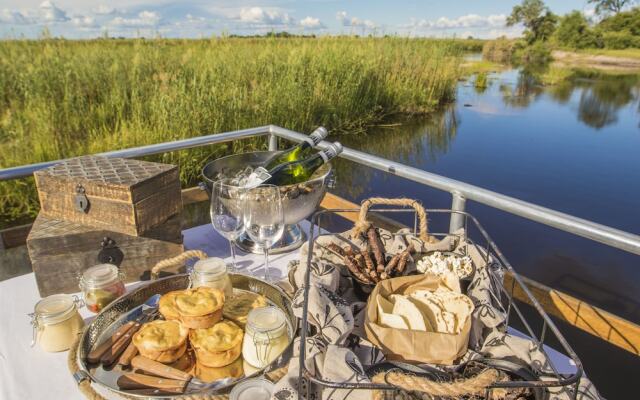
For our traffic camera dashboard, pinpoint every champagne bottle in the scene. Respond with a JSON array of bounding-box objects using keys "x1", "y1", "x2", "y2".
[
  {"x1": 263, "y1": 142, "x2": 343, "y2": 186},
  {"x1": 263, "y1": 127, "x2": 328, "y2": 170}
]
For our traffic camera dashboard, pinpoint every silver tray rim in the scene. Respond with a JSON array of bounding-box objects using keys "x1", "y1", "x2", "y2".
[{"x1": 77, "y1": 273, "x2": 297, "y2": 399}]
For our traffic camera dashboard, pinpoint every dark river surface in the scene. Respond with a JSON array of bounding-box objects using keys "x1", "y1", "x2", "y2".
[{"x1": 331, "y1": 66, "x2": 640, "y2": 397}]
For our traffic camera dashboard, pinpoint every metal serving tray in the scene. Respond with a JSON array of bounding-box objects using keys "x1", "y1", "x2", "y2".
[{"x1": 77, "y1": 273, "x2": 296, "y2": 399}]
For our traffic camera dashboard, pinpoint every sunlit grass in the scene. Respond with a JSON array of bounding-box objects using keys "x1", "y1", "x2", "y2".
[
  {"x1": 0, "y1": 37, "x2": 464, "y2": 227},
  {"x1": 575, "y1": 48, "x2": 640, "y2": 60}
]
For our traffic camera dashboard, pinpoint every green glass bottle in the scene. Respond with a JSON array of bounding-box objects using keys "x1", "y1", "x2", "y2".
[
  {"x1": 263, "y1": 127, "x2": 328, "y2": 170},
  {"x1": 264, "y1": 142, "x2": 343, "y2": 186}
]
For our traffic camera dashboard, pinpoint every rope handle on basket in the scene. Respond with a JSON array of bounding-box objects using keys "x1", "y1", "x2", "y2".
[
  {"x1": 151, "y1": 250, "x2": 209, "y2": 281},
  {"x1": 371, "y1": 368, "x2": 500, "y2": 399},
  {"x1": 351, "y1": 197, "x2": 432, "y2": 243}
]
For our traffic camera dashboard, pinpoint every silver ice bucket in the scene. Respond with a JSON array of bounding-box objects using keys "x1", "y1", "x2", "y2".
[{"x1": 201, "y1": 151, "x2": 332, "y2": 253}]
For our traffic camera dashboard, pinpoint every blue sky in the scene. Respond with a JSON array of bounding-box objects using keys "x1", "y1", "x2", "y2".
[{"x1": 0, "y1": 0, "x2": 598, "y2": 39}]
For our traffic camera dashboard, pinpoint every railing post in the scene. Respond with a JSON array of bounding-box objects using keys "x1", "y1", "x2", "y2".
[
  {"x1": 449, "y1": 191, "x2": 466, "y2": 233},
  {"x1": 268, "y1": 134, "x2": 278, "y2": 151}
]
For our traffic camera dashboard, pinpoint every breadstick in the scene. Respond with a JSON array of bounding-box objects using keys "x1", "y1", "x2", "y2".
[
  {"x1": 367, "y1": 226, "x2": 386, "y2": 269},
  {"x1": 360, "y1": 249, "x2": 378, "y2": 280},
  {"x1": 344, "y1": 254, "x2": 373, "y2": 284},
  {"x1": 396, "y1": 244, "x2": 414, "y2": 274},
  {"x1": 327, "y1": 243, "x2": 348, "y2": 257},
  {"x1": 384, "y1": 253, "x2": 401, "y2": 275}
]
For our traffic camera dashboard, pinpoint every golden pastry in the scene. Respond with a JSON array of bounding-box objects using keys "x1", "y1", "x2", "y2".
[
  {"x1": 223, "y1": 291, "x2": 268, "y2": 327},
  {"x1": 192, "y1": 357, "x2": 244, "y2": 382},
  {"x1": 169, "y1": 348, "x2": 196, "y2": 372},
  {"x1": 132, "y1": 320, "x2": 189, "y2": 363},
  {"x1": 158, "y1": 290, "x2": 182, "y2": 321},
  {"x1": 173, "y1": 287, "x2": 225, "y2": 329},
  {"x1": 189, "y1": 320, "x2": 243, "y2": 368}
]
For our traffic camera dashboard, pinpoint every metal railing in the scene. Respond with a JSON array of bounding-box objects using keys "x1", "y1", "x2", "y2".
[{"x1": 2, "y1": 124, "x2": 640, "y2": 256}]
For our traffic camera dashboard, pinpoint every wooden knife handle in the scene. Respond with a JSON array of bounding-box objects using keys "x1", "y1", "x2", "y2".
[
  {"x1": 118, "y1": 340, "x2": 139, "y2": 366},
  {"x1": 101, "y1": 322, "x2": 141, "y2": 365},
  {"x1": 131, "y1": 356, "x2": 193, "y2": 381},
  {"x1": 87, "y1": 321, "x2": 135, "y2": 363},
  {"x1": 117, "y1": 373, "x2": 188, "y2": 394}
]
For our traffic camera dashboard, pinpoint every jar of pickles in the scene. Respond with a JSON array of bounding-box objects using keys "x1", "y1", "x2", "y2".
[
  {"x1": 30, "y1": 294, "x2": 84, "y2": 352},
  {"x1": 190, "y1": 257, "x2": 233, "y2": 298},
  {"x1": 242, "y1": 306, "x2": 290, "y2": 369},
  {"x1": 79, "y1": 264, "x2": 126, "y2": 313}
]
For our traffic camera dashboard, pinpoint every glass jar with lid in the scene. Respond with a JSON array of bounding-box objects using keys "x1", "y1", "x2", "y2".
[
  {"x1": 242, "y1": 306, "x2": 290, "y2": 369},
  {"x1": 79, "y1": 263, "x2": 126, "y2": 313},
  {"x1": 190, "y1": 257, "x2": 233, "y2": 298},
  {"x1": 30, "y1": 294, "x2": 84, "y2": 352}
]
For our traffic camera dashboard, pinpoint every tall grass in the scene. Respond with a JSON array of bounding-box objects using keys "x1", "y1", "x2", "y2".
[{"x1": 0, "y1": 37, "x2": 463, "y2": 227}]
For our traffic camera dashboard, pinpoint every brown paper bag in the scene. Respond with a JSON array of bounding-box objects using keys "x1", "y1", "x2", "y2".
[{"x1": 364, "y1": 274, "x2": 471, "y2": 365}]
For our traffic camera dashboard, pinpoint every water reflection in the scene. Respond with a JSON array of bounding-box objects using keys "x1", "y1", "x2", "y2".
[
  {"x1": 500, "y1": 67, "x2": 640, "y2": 129},
  {"x1": 334, "y1": 106, "x2": 458, "y2": 199}
]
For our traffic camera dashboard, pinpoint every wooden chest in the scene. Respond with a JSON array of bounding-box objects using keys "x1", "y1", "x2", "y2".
[
  {"x1": 34, "y1": 156, "x2": 182, "y2": 236},
  {"x1": 26, "y1": 213, "x2": 184, "y2": 297}
]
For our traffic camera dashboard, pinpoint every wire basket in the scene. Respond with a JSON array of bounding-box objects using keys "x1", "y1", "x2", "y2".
[{"x1": 297, "y1": 207, "x2": 584, "y2": 400}]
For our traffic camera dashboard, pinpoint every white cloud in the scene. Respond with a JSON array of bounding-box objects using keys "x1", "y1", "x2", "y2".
[
  {"x1": 39, "y1": 1, "x2": 69, "y2": 22},
  {"x1": 238, "y1": 7, "x2": 291, "y2": 25},
  {"x1": 71, "y1": 15, "x2": 97, "y2": 28},
  {"x1": 92, "y1": 5, "x2": 118, "y2": 16},
  {"x1": 109, "y1": 10, "x2": 160, "y2": 27},
  {"x1": 408, "y1": 14, "x2": 506, "y2": 30},
  {"x1": 0, "y1": 9, "x2": 33, "y2": 24},
  {"x1": 299, "y1": 16, "x2": 324, "y2": 29},
  {"x1": 336, "y1": 11, "x2": 376, "y2": 29}
]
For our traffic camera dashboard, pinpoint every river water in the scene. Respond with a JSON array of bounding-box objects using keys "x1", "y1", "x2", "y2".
[{"x1": 332, "y1": 65, "x2": 640, "y2": 397}]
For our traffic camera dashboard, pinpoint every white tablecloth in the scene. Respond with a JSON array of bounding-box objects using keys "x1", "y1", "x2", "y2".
[
  {"x1": 0, "y1": 221, "x2": 576, "y2": 400},
  {"x1": 0, "y1": 222, "x2": 304, "y2": 400}
]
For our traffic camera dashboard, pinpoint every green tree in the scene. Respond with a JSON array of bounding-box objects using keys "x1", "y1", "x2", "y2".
[
  {"x1": 554, "y1": 11, "x2": 604, "y2": 48},
  {"x1": 598, "y1": 7, "x2": 640, "y2": 35},
  {"x1": 507, "y1": 0, "x2": 558, "y2": 43},
  {"x1": 588, "y1": 0, "x2": 636, "y2": 15}
]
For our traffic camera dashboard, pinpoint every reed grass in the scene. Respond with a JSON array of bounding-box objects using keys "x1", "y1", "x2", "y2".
[{"x1": 0, "y1": 37, "x2": 463, "y2": 227}]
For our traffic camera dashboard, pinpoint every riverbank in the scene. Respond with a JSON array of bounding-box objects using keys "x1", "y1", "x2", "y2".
[{"x1": 552, "y1": 49, "x2": 640, "y2": 71}]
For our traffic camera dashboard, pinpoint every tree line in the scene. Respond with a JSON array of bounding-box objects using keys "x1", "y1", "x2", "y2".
[{"x1": 484, "y1": 0, "x2": 639, "y2": 63}]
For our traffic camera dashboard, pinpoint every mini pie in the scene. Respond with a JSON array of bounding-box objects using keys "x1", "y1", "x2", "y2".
[
  {"x1": 223, "y1": 291, "x2": 268, "y2": 327},
  {"x1": 192, "y1": 357, "x2": 244, "y2": 382},
  {"x1": 158, "y1": 290, "x2": 182, "y2": 321},
  {"x1": 189, "y1": 320, "x2": 243, "y2": 368},
  {"x1": 132, "y1": 320, "x2": 189, "y2": 363},
  {"x1": 173, "y1": 287, "x2": 225, "y2": 329}
]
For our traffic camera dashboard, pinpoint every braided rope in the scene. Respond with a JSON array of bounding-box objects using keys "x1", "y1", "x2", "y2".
[
  {"x1": 351, "y1": 198, "x2": 432, "y2": 243},
  {"x1": 151, "y1": 250, "x2": 209, "y2": 280},
  {"x1": 371, "y1": 368, "x2": 500, "y2": 400}
]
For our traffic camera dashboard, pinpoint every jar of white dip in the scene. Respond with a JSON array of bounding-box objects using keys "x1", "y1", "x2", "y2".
[
  {"x1": 242, "y1": 306, "x2": 289, "y2": 369},
  {"x1": 31, "y1": 294, "x2": 84, "y2": 352},
  {"x1": 190, "y1": 257, "x2": 233, "y2": 298}
]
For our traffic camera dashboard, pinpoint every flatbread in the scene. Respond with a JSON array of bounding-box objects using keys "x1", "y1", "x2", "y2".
[
  {"x1": 408, "y1": 294, "x2": 452, "y2": 333},
  {"x1": 376, "y1": 295, "x2": 409, "y2": 329},
  {"x1": 390, "y1": 294, "x2": 427, "y2": 331}
]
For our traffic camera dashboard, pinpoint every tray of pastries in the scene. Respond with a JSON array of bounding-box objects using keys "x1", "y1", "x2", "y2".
[{"x1": 76, "y1": 273, "x2": 295, "y2": 398}]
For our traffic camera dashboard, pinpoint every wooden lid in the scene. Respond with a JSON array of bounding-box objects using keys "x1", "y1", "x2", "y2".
[{"x1": 34, "y1": 155, "x2": 176, "y2": 189}]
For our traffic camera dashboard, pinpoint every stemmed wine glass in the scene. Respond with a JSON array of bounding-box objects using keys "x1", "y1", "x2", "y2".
[
  {"x1": 243, "y1": 184, "x2": 285, "y2": 282},
  {"x1": 210, "y1": 179, "x2": 246, "y2": 271}
]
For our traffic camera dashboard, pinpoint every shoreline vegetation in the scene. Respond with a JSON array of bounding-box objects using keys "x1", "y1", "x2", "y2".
[
  {"x1": 481, "y1": 3, "x2": 640, "y2": 71},
  {"x1": 0, "y1": 37, "x2": 474, "y2": 228}
]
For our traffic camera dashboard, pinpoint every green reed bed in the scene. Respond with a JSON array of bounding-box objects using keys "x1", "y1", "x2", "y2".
[{"x1": 0, "y1": 37, "x2": 463, "y2": 227}]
